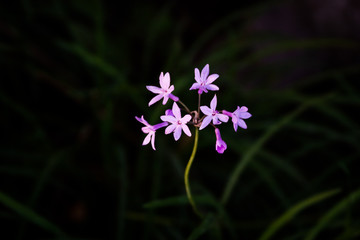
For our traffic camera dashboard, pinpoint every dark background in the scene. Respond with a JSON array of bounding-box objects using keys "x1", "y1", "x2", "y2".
[{"x1": 1, "y1": 0, "x2": 360, "y2": 239}]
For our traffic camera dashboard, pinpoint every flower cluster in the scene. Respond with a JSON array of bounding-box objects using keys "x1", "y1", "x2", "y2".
[{"x1": 135, "y1": 64, "x2": 251, "y2": 154}]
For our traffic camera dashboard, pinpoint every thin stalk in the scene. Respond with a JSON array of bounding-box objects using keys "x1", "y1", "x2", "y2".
[
  {"x1": 184, "y1": 127, "x2": 202, "y2": 218},
  {"x1": 197, "y1": 93, "x2": 201, "y2": 114},
  {"x1": 178, "y1": 100, "x2": 191, "y2": 114}
]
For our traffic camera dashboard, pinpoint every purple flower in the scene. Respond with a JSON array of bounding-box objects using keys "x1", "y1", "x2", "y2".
[
  {"x1": 160, "y1": 102, "x2": 192, "y2": 141},
  {"x1": 215, "y1": 128, "x2": 227, "y2": 154},
  {"x1": 223, "y1": 106, "x2": 252, "y2": 131},
  {"x1": 146, "y1": 72, "x2": 179, "y2": 106},
  {"x1": 135, "y1": 115, "x2": 168, "y2": 150},
  {"x1": 199, "y1": 94, "x2": 229, "y2": 130},
  {"x1": 189, "y1": 64, "x2": 219, "y2": 94}
]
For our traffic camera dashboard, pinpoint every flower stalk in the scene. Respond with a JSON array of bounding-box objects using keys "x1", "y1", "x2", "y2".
[{"x1": 184, "y1": 127, "x2": 202, "y2": 218}]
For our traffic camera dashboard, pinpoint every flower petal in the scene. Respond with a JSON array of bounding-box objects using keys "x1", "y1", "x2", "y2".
[
  {"x1": 206, "y1": 74, "x2": 219, "y2": 84},
  {"x1": 218, "y1": 113, "x2": 229, "y2": 123},
  {"x1": 210, "y1": 94, "x2": 217, "y2": 110},
  {"x1": 189, "y1": 82, "x2": 201, "y2": 90},
  {"x1": 239, "y1": 112, "x2": 252, "y2": 119},
  {"x1": 160, "y1": 72, "x2": 170, "y2": 89},
  {"x1": 200, "y1": 106, "x2": 212, "y2": 116},
  {"x1": 162, "y1": 95, "x2": 169, "y2": 105},
  {"x1": 182, "y1": 124, "x2": 192, "y2": 137},
  {"x1": 181, "y1": 114, "x2": 192, "y2": 123},
  {"x1": 206, "y1": 84, "x2": 219, "y2": 91},
  {"x1": 165, "y1": 124, "x2": 176, "y2": 134},
  {"x1": 148, "y1": 94, "x2": 163, "y2": 106},
  {"x1": 160, "y1": 115, "x2": 176, "y2": 123},
  {"x1": 194, "y1": 68, "x2": 201, "y2": 83},
  {"x1": 201, "y1": 64, "x2": 209, "y2": 81},
  {"x1": 174, "y1": 125, "x2": 182, "y2": 141},
  {"x1": 237, "y1": 119, "x2": 247, "y2": 129},
  {"x1": 146, "y1": 85, "x2": 162, "y2": 94},
  {"x1": 172, "y1": 102, "x2": 181, "y2": 119},
  {"x1": 142, "y1": 133, "x2": 152, "y2": 145},
  {"x1": 199, "y1": 115, "x2": 212, "y2": 130},
  {"x1": 150, "y1": 133, "x2": 156, "y2": 150},
  {"x1": 239, "y1": 106, "x2": 248, "y2": 112},
  {"x1": 232, "y1": 117, "x2": 238, "y2": 132}
]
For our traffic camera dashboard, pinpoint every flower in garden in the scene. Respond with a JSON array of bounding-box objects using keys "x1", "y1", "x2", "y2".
[
  {"x1": 135, "y1": 115, "x2": 168, "y2": 150},
  {"x1": 146, "y1": 72, "x2": 179, "y2": 106},
  {"x1": 190, "y1": 64, "x2": 219, "y2": 94},
  {"x1": 215, "y1": 128, "x2": 227, "y2": 154},
  {"x1": 223, "y1": 106, "x2": 252, "y2": 131},
  {"x1": 160, "y1": 102, "x2": 192, "y2": 141},
  {"x1": 136, "y1": 64, "x2": 251, "y2": 154},
  {"x1": 199, "y1": 95, "x2": 229, "y2": 130}
]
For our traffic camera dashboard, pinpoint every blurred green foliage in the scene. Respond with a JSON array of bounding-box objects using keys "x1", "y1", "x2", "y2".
[{"x1": 1, "y1": 0, "x2": 360, "y2": 239}]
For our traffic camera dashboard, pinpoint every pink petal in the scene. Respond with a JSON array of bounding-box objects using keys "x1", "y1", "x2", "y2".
[
  {"x1": 142, "y1": 133, "x2": 152, "y2": 145},
  {"x1": 174, "y1": 126, "x2": 182, "y2": 141},
  {"x1": 160, "y1": 72, "x2": 170, "y2": 89},
  {"x1": 200, "y1": 106, "x2": 212, "y2": 116},
  {"x1": 182, "y1": 124, "x2": 192, "y2": 137},
  {"x1": 162, "y1": 95, "x2": 169, "y2": 105},
  {"x1": 232, "y1": 117, "x2": 238, "y2": 132},
  {"x1": 172, "y1": 102, "x2": 181, "y2": 119},
  {"x1": 239, "y1": 112, "x2": 252, "y2": 119},
  {"x1": 206, "y1": 84, "x2": 219, "y2": 91},
  {"x1": 148, "y1": 94, "x2": 163, "y2": 106},
  {"x1": 181, "y1": 114, "x2": 192, "y2": 124},
  {"x1": 218, "y1": 113, "x2": 229, "y2": 123},
  {"x1": 189, "y1": 82, "x2": 200, "y2": 90},
  {"x1": 210, "y1": 94, "x2": 217, "y2": 110},
  {"x1": 160, "y1": 115, "x2": 176, "y2": 123},
  {"x1": 146, "y1": 85, "x2": 162, "y2": 94},
  {"x1": 165, "y1": 124, "x2": 176, "y2": 134},
  {"x1": 237, "y1": 119, "x2": 247, "y2": 129},
  {"x1": 194, "y1": 68, "x2": 201, "y2": 83},
  {"x1": 150, "y1": 134, "x2": 156, "y2": 150},
  {"x1": 201, "y1": 64, "x2": 209, "y2": 81},
  {"x1": 239, "y1": 106, "x2": 248, "y2": 112},
  {"x1": 199, "y1": 115, "x2": 212, "y2": 130},
  {"x1": 206, "y1": 74, "x2": 219, "y2": 84},
  {"x1": 168, "y1": 85, "x2": 174, "y2": 93}
]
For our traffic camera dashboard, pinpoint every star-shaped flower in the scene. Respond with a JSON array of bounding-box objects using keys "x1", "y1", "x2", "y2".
[
  {"x1": 223, "y1": 106, "x2": 252, "y2": 131},
  {"x1": 189, "y1": 64, "x2": 219, "y2": 94},
  {"x1": 199, "y1": 94, "x2": 229, "y2": 130},
  {"x1": 160, "y1": 102, "x2": 192, "y2": 141},
  {"x1": 146, "y1": 72, "x2": 179, "y2": 106},
  {"x1": 135, "y1": 116, "x2": 168, "y2": 150}
]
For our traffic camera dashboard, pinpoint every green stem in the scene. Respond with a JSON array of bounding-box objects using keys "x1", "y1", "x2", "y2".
[{"x1": 184, "y1": 127, "x2": 202, "y2": 218}]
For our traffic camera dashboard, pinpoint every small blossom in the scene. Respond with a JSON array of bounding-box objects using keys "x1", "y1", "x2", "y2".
[
  {"x1": 146, "y1": 72, "x2": 179, "y2": 106},
  {"x1": 223, "y1": 106, "x2": 252, "y2": 131},
  {"x1": 215, "y1": 128, "x2": 227, "y2": 154},
  {"x1": 190, "y1": 64, "x2": 219, "y2": 94},
  {"x1": 199, "y1": 94, "x2": 229, "y2": 130},
  {"x1": 135, "y1": 115, "x2": 168, "y2": 150},
  {"x1": 160, "y1": 102, "x2": 192, "y2": 141}
]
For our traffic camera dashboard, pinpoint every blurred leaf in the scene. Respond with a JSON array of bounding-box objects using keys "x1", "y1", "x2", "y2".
[
  {"x1": 221, "y1": 94, "x2": 334, "y2": 205},
  {"x1": 259, "y1": 188, "x2": 341, "y2": 240},
  {"x1": 143, "y1": 195, "x2": 216, "y2": 209},
  {"x1": 187, "y1": 213, "x2": 215, "y2": 240},
  {"x1": 304, "y1": 188, "x2": 360, "y2": 240},
  {"x1": 0, "y1": 191, "x2": 65, "y2": 236}
]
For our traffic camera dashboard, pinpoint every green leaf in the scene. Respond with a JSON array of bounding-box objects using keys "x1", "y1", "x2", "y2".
[
  {"x1": 258, "y1": 188, "x2": 341, "y2": 240},
  {"x1": 0, "y1": 191, "x2": 65, "y2": 236},
  {"x1": 143, "y1": 195, "x2": 216, "y2": 209},
  {"x1": 187, "y1": 213, "x2": 215, "y2": 240},
  {"x1": 304, "y1": 188, "x2": 360, "y2": 240}
]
